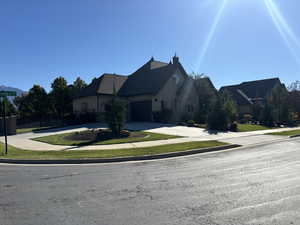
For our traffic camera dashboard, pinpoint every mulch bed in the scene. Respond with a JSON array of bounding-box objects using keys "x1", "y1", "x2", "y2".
[{"x1": 64, "y1": 129, "x2": 146, "y2": 142}]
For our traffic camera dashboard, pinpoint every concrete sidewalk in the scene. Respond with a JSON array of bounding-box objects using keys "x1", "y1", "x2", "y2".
[{"x1": 0, "y1": 123, "x2": 299, "y2": 151}]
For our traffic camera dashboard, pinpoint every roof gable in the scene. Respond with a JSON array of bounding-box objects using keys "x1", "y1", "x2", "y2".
[
  {"x1": 98, "y1": 74, "x2": 127, "y2": 95},
  {"x1": 118, "y1": 62, "x2": 176, "y2": 96},
  {"x1": 76, "y1": 73, "x2": 127, "y2": 98},
  {"x1": 220, "y1": 78, "x2": 283, "y2": 105},
  {"x1": 118, "y1": 58, "x2": 188, "y2": 97}
]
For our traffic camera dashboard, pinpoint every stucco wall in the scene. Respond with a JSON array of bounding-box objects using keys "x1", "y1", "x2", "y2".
[
  {"x1": 73, "y1": 95, "x2": 122, "y2": 113},
  {"x1": 154, "y1": 69, "x2": 199, "y2": 122},
  {"x1": 73, "y1": 96, "x2": 98, "y2": 114}
]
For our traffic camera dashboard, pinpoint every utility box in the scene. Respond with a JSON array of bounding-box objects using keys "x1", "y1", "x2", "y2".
[{"x1": 0, "y1": 116, "x2": 17, "y2": 136}]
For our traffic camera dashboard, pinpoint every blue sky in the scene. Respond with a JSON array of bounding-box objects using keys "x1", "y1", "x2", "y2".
[{"x1": 1, "y1": 0, "x2": 299, "y2": 91}]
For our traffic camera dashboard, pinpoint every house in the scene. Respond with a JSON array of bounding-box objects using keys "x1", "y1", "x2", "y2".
[
  {"x1": 219, "y1": 78, "x2": 286, "y2": 115},
  {"x1": 73, "y1": 73, "x2": 127, "y2": 115},
  {"x1": 73, "y1": 55, "x2": 208, "y2": 122}
]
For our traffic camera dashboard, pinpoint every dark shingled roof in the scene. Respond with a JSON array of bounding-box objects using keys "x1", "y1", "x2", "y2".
[
  {"x1": 220, "y1": 78, "x2": 283, "y2": 105},
  {"x1": 76, "y1": 73, "x2": 127, "y2": 98},
  {"x1": 118, "y1": 58, "x2": 188, "y2": 96}
]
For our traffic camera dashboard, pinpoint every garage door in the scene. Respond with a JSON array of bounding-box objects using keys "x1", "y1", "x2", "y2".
[{"x1": 130, "y1": 101, "x2": 152, "y2": 122}]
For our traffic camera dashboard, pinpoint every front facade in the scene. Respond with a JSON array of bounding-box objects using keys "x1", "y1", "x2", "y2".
[
  {"x1": 73, "y1": 74, "x2": 127, "y2": 119},
  {"x1": 73, "y1": 56, "x2": 201, "y2": 122}
]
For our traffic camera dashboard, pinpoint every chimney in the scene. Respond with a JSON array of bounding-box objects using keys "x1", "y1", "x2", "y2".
[{"x1": 172, "y1": 54, "x2": 179, "y2": 65}]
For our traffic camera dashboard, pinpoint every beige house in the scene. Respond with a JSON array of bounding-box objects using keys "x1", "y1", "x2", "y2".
[{"x1": 74, "y1": 55, "x2": 209, "y2": 122}]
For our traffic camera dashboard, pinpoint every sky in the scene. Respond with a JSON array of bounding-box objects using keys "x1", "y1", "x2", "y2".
[{"x1": 1, "y1": 0, "x2": 300, "y2": 91}]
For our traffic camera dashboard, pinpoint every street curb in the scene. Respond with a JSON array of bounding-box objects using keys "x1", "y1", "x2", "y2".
[
  {"x1": 290, "y1": 134, "x2": 300, "y2": 138},
  {"x1": 0, "y1": 144, "x2": 241, "y2": 164}
]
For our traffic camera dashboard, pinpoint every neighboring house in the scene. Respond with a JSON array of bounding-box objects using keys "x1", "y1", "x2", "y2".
[
  {"x1": 74, "y1": 55, "x2": 207, "y2": 122},
  {"x1": 219, "y1": 78, "x2": 286, "y2": 115}
]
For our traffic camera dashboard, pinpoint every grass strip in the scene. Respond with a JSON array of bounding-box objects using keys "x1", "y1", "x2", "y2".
[
  {"x1": 237, "y1": 124, "x2": 272, "y2": 132},
  {"x1": 0, "y1": 141, "x2": 228, "y2": 160},
  {"x1": 17, "y1": 126, "x2": 57, "y2": 134},
  {"x1": 266, "y1": 129, "x2": 300, "y2": 136}
]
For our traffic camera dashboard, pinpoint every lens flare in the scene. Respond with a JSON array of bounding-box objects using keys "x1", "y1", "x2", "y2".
[
  {"x1": 196, "y1": 0, "x2": 228, "y2": 71},
  {"x1": 264, "y1": 0, "x2": 300, "y2": 64}
]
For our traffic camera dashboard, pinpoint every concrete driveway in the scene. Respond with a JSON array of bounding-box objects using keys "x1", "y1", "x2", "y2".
[{"x1": 0, "y1": 122, "x2": 299, "y2": 151}]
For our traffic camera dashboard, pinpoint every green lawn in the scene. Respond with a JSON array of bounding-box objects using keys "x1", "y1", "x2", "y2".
[
  {"x1": 33, "y1": 131, "x2": 180, "y2": 146},
  {"x1": 0, "y1": 141, "x2": 228, "y2": 159},
  {"x1": 267, "y1": 129, "x2": 300, "y2": 136},
  {"x1": 17, "y1": 126, "x2": 56, "y2": 134},
  {"x1": 237, "y1": 123, "x2": 272, "y2": 132}
]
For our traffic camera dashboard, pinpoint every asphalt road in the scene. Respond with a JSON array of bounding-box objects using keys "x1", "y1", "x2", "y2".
[{"x1": 1, "y1": 138, "x2": 300, "y2": 225}]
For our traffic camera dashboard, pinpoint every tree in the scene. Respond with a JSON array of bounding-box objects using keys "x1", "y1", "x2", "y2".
[
  {"x1": 0, "y1": 97, "x2": 16, "y2": 117},
  {"x1": 260, "y1": 103, "x2": 275, "y2": 127},
  {"x1": 105, "y1": 97, "x2": 126, "y2": 137},
  {"x1": 27, "y1": 85, "x2": 50, "y2": 125},
  {"x1": 268, "y1": 84, "x2": 290, "y2": 125},
  {"x1": 50, "y1": 77, "x2": 72, "y2": 120},
  {"x1": 14, "y1": 94, "x2": 32, "y2": 120},
  {"x1": 73, "y1": 77, "x2": 87, "y2": 90},
  {"x1": 206, "y1": 98, "x2": 229, "y2": 131},
  {"x1": 71, "y1": 77, "x2": 87, "y2": 96},
  {"x1": 220, "y1": 90, "x2": 237, "y2": 123},
  {"x1": 288, "y1": 90, "x2": 300, "y2": 121},
  {"x1": 192, "y1": 74, "x2": 217, "y2": 123}
]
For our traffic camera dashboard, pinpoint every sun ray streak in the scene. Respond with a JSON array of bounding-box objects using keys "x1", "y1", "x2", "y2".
[
  {"x1": 196, "y1": 0, "x2": 228, "y2": 72},
  {"x1": 264, "y1": 0, "x2": 300, "y2": 64}
]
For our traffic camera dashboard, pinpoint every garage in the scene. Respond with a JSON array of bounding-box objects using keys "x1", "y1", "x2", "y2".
[{"x1": 130, "y1": 101, "x2": 152, "y2": 122}]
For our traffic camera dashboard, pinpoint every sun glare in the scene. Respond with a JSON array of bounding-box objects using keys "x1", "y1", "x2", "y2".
[
  {"x1": 196, "y1": 0, "x2": 228, "y2": 71},
  {"x1": 264, "y1": 0, "x2": 300, "y2": 64}
]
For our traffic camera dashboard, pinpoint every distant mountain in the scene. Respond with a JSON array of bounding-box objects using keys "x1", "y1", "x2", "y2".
[{"x1": 0, "y1": 85, "x2": 26, "y2": 102}]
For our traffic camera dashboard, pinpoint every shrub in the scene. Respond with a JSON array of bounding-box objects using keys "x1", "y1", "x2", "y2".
[
  {"x1": 241, "y1": 114, "x2": 253, "y2": 124},
  {"x1": 229, "y1": 122, "x2": 238, "y2": 132},
  {"x1": 187, "y1": 120, "x2": 195, "y2": 127},
  {"x1": 105, "y1": 98, "x2": 126, "y2": 137},
  {"x1": 177, "y1": 122, "x2": 187, "y2": 126},
  {"x1": 206, "y1": 99, "x2": 229, "y2": 131}
]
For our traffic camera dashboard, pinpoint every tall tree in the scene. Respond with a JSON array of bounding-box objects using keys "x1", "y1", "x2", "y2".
[
  {"x1": 220, "y1": 90, "x2": 237, "y2": 123},
  {"x1": 206, "y1": 97, "x2": 229, "y2": 131},
  {"x1": 70, "y1": 77, "x2": 87, "y2": 97},
  {"x1": 0, "y1": 97, "x2": 16, "y2": 117},
  {"x1": 50, "y1": 76, "x2": 72, "y2": 120},
  {"x1": 27, "y1": 85, "x2": 50, "y2": 125},
  {"x1": 73, "y1": 77, "x2": 87, "y2": 90},
  {"x1": 192, "y1": 74, "x2": 217, "y2": 123},
  {"x1": 268, "y1": 84, "x2": 290, "y2": 125},
  {"x1": 260, "y1": 102, "x2": 275, "y2": 127},
  {"x1": 14, "y1": 94, "x2": 32, "y2": 120}
]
